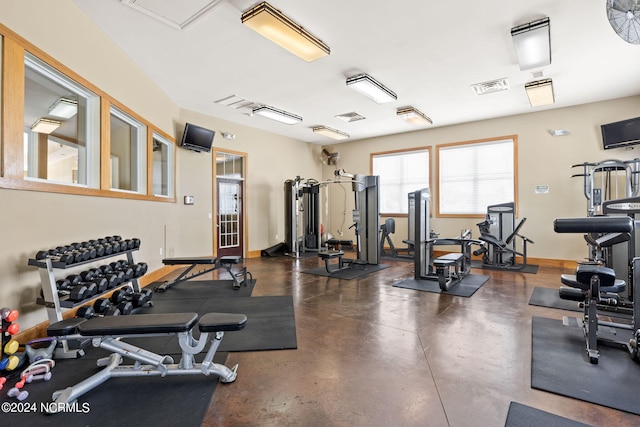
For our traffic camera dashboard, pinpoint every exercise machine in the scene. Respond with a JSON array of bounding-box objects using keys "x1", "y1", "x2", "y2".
[
  {"x1": 410, "y1": 188, "x2": 482, "y2": 290},
  {"x1": 474, "y1": 202, "x2": 534, "y2": 270},
  {"x1": 284, "y1": 177, "x2": 322, "y2": 257},
  {"x1": 153, "y1": 256, "x2": 252, "y2": 291},
  {"x1": 379, "y1": 218, "x2": 413, "y2": 258},
  {"x1": 554, "y1": 215, "x2": 640, "y2": 364},
  {"x1": 316, "y1": 171, "x2": 380, "y2": 273},
  {"x1": 571, "y1": 158, "x2": 640, "y2": 217},
  {"x1": 45, "y1": 311, "x2": 247, "y2": 411}
]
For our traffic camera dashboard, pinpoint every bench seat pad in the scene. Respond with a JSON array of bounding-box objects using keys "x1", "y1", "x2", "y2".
[
  {"x1": 199, "y1": 313, "x2": 247, "y2": 332},
  {"x1": 162, "y1": 257, "x2": 216, "y2": 265},
  {"x1": 78, "y1": 312, "x2": 199, "y2": 336}
]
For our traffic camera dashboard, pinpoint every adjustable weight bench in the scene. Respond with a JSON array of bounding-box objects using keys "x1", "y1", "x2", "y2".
[
  {"x1": 155, "y1": 256, "x2": 252, "y2": 291},
  {"x1": 46, "y1": 311, "x2": 247, "y2": 412},
  {"x1": 318, "y1": 251, "x2": 366, "y2": 274}
]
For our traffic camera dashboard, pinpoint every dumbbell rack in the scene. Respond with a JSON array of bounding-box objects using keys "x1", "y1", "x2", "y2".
[
  {"x1": 28, "y1": 246, "x2": 143, "y2": 358},
  {"x1": 29, "y1": 249, "x2": 142, "y2": 322}
]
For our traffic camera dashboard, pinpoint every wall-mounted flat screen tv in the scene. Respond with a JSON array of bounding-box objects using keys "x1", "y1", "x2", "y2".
[
  {"x1": 180, "y1": 122, "x2": 215, "y2": 153},
  {"x1": 602, "y1": 117, "x2": 640, "y2": 150}
]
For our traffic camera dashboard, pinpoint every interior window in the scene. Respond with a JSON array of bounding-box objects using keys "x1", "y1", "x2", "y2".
[
  {"x1": 23, "y1": 52, "x2": 100, "y2": 187},
  {"x1": 152, "y1": 132, "x2": 174, "y2": 197},
  {"x1": 109, "y1": 106, "x2": 147, "y2": 193}
]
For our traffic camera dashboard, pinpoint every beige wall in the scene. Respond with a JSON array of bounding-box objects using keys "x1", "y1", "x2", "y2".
[{"x1": 323, "y1": 96, "x2": 640, "y2": 262}]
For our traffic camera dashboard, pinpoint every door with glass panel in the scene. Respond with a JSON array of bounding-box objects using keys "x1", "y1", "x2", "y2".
[{"x1": 215, "y1": 151, "x2": 245, "y2": 258}]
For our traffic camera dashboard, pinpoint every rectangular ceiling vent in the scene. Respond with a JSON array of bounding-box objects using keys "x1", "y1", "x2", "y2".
[
  {"x1": 121, "y1": 0, "x2": 225, "y2": 30},
  {"x1": 335, "y1": 112, "x2": 366, "y2": 123},
  {"x1": 471, "y1": 78, "x2": 510, "y2": 95},
  {"x1": 215, "y1": 95, "x2": 254, "y2": 110}
]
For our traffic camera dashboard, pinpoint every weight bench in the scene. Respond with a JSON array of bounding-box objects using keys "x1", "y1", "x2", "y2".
[
  {"x1": 433, "y1": 253, "x2": 465, "y2": 291},
  {"x1": 317, "y1": 251, "x2": 366, "y2": 274},
  {"x1": 155, "y1": 256, "x2": 252, "y2": 292},
  {"x1": 45, "y1": 311, "x2": 247, "y2": 412}
]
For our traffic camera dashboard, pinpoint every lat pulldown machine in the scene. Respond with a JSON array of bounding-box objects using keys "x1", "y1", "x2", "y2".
[{"x1": 316, "y1": 171, "x2": 380, "y2": 273}]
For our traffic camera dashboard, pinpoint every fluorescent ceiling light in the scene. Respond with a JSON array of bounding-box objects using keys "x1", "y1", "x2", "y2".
[
  {"x1": 31, "y1": 118, "x2": 61, "y2": 134},
  {"x1": 397, "y1": 106, "x2": 433, "y2": 125},
  {"x1": 48, "y1": 97, "x2": 78, "y2": 119},
  {"x1": 525, "y1": 79, "x2": 554, "y2": 107},
  {"x1": 312, "y1": 126, "x2": 350, "y2": 140},
  {"x1": 511, "y1": 17, "x2": 551, "y2": 70},
  {"x1": 241, "y1": 2, "x2": 330, "y2": 62},
  {"x1": 253, "y1": 105, "x2": 302, "y2": 125},
  {"x1": 346, "y1": 73, "x2": 397, "y2": 104}
]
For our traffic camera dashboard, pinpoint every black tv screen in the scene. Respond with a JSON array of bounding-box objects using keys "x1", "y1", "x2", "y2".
[
  {"x1": 601, "y1": 117, "x2": 640, "y2": 150},
  {"x1": 180, "y1": 123, "x2": 215, "y2": 153}
]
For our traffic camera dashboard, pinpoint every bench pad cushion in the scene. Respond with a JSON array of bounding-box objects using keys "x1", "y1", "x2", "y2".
[
  {"x1": 433, "y1": 253, "x2": 464, "y2": 265},
  {"x1": 48, "y1": 317, "x2": 87, "y2": 336},
  {"x1": 318, "y1": 251, "x2": 344, "y2": 259},
  {"x1": 199, "y1": 313, "x2": 248, "y2": 332},
  {"x1": 77, "y1": 312, "x2": 199, "y2": 336},
  {"x1": 162, "y1": 257, "x2": 217, "y2": 265}
]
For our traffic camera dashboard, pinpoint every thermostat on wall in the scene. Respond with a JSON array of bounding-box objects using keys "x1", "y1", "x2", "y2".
[{"x1": 184, "y1": 195, "x2": 195, "y2": 205}]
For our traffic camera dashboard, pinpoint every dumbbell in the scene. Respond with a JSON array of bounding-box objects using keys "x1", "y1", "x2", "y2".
[
  {"x1": 35, "y1": 250, "x2": 74, "y2": 265},
  {"x1": 1, "y1": 307, "x2": 19, "y2": 323},
  {"x1": 97, "y1": 297, "x2": 132, "y2": 315},
  {"x1": 57, "y1": 278, "x2": 95, "y2": 302},
  {"x1": 109, "y1": 261, "x2": 134, "y2": 282},
  {"x1": 132, "y1": 262, "x2": 148, "y2": 278},
  {"x1": 110, "y1": 287, "x2": 152, "y2": 308}
]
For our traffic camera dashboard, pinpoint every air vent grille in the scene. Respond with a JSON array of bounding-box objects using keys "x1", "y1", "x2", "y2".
[{"x1": 471, "y1": 78, "x2": 510, "y2": 95}]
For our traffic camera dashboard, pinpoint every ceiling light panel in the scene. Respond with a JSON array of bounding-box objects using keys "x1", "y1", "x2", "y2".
[
  {"x1": 312, "y1": 126, "x2": 350, "y2": 140},
  {"x1": 397, "y1": 106, "x2": 432, "y2": 125},
  {"x1": 511, "y1": 17, "x2": 551, "y2": 71},
  {"x1": 253, "y1": 105, "x2": 302, "y2": 125},
  {"x1": 241, "y1": 2, "x2": 330, "y2": 62},
  {"x1": 525, "y1": 78, "x2": 554, "y2": 107},
  {"x1": 48, "y1": 98, "x2": 78, "y2": 119},
  {"x1": 31, "y1": 118, "x2": 61, "y2": 134},
  {"x1": 346, "y1": 73, "x2": 397, "y2": 104}
]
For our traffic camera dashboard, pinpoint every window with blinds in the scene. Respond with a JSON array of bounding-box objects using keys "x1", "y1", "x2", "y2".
[
  {"x1": 437, "y1": 136, "x2": 516, "y2": 216},
  {"x1": 371, "y1": 148, "x2": 430, "y2": 215}
]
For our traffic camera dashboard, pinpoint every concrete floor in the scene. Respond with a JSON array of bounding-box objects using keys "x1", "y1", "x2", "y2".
[{"x1": 194, "y1": 255, "x2": 640, "y2": 427}]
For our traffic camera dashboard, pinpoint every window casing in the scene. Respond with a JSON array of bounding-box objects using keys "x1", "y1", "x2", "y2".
[
  {"x1": 152, "y1": 132, "x2": 174, "y2": 197},
  {"x1": 437, "y1": 136, "x2": 517, "y2": 217},
  {"x1": 23, "y1": 52, "x2": 100, "y2": 187},
  {"x1": 371, "y1": 148, "x2": 430, "y2": 215},
  {"x1": 109, "y1": 106, "x2": 147, "y2": 193}
]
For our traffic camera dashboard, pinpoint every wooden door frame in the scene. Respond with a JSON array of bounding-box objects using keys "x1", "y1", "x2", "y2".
[{"x1": 212, "y1": 148, "x2": 248, "y2": 257}]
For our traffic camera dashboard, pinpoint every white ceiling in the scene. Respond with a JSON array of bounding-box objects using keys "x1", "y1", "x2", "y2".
[{"x1": 72, "y1": 0, "x2": 640, "y2": 145}]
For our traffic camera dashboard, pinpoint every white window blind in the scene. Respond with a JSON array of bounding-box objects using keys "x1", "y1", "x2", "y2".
[
  {"x1": 372, "y1": 149, "x2": 429, "y2": 214},
  {"x1": 438, "y1": 138, "x2": 515, "y2": 215}
]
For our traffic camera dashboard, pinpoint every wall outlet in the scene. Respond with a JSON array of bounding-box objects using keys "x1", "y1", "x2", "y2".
[
  {"x1": 275, "y1": 234, "x2": 278, "y2": 240},
  {"x1": 160, "y1": 247, "x2": 163, "y2": 255}
]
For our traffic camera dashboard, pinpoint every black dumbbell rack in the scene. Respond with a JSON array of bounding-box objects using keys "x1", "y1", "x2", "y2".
[{"x1": 28, "y1": 243, "x2": 143, "y2": 322}]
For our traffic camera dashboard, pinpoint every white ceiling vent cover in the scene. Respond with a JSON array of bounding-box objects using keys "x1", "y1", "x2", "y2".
[
  {"x1": 121, "y1": 0, "x2": 225, "y2": 30},
  {"x1": 335, "y1": 112, "x2": 366, "y2": 123},
  {"x1": 471, "y1": 78, "x2": 510, "y2": 95}
]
